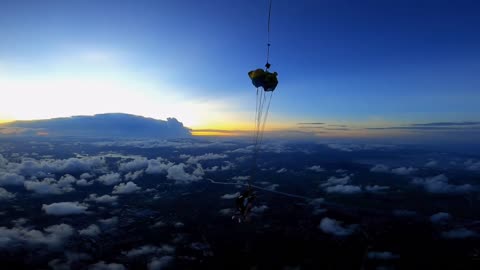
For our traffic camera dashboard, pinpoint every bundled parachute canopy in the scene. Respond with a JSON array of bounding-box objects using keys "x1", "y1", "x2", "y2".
[{"x1": 248, "y1": 69, "x2": 278, "y2": 92}]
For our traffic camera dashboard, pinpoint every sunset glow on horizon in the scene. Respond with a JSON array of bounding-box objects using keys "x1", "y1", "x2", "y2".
[{"x1": 1, "y1": 0, "x2": 479, "y2": 142}]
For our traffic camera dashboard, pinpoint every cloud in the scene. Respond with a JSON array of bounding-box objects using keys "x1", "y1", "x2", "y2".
[
  {"x1": 112, "y1": 181, "x2": 141, "y2": 194},
  {"x1": 88, "y1": 261, "x2": 126, "y2": 270},
  {"x1": 98, "y1": 217, "x2": 118, "y2": 227},
  {"x1": 412, "y1": 121, "x2": 480, "y2": 127},
  {"x1": 97, "y1": 173, "x2": 122, "y2": 186},
  {"x1": 367, "y1": 251, "x2": 400, "y2": 260},
  {"x1": 221, "y1": 192, "x2": 240, "y2": 199},
  {"x1": 265, "y1": 184, "x2": 279, "y2": 191},
  {"x1": 325, "y1": 184, "x2": 362, "y2": 194},
  {"x1": 430, "y1": 212, "x2": 451, "y2": 224},
  {"x1": 166, "y1": 163, "x2": 202, "y2": 184},
  {"x1": 147, "y1": 256, "x2": 174, "y2": 270},
  {"x1": 42, "y1": 202, "x2": 88, "y2": 215},
  {"x1": 79, "y1": 224, "x2": 101, "y2": 237},
  {"x1": 391, "y1": 167, "x2": 417, "y2": 175},
  {"x1": 181, "y1": 153, "x2": 227, "y2": 164},
  {"x1": 8, "y1": 156, "x2": 106, "y2": 177},
  {"x1": 49, "y1": 252, "x2": 92, "y2": 270},
  {"x1": 0, "y1": 223, "x2": 74, "y2": 250},
  {"x1": 441, "y1": 228, "x2": 477, "y2": 239},
  {"x1": 306, "y1": 165, "x2": 325, "y2": 172},
  {"x1": 122, "y1": 244, "x2": 175, "y2": 258},
  {"x1": 251, "y1": 205, "x2": 269, "y2": 214},
  {"x1": 297, "y1": 122, "x2": 325, "y2": 125},
  {"x1": 80, "y1": 172, "x2": 94, "y2": 179},
  {"x1": 219, "y1": 208, "x2": 235, "y2": 216},
  {"x1": 86, "y1": 194, "x2": 118, "y2": 204},
  {"x1": 321, "y1": 175, "x2": 351, "y2": 187},
  {"x1": 0, "y1": 172, "x2": 25, "y2": 186},
  {"x1": 370, "y1": 164, "x2": 390, "y2": 173},
  {"x1": 25, "y1": 178, "x2": 74, "y2": 195},
  {"x1": 0, "y1": 187, "x2": 15, "y2": 200},
  {"x1": 124, "y1": 170, "x2": 144, "y2": 181},
  {"x1": 276, "y1": 168, "x2": 287, "y2": 173},
  {"x1": 411, "y1": 174, "x2": 473, "y2": 194},
  {"x1": 145, "y1": 158, "x2": 174, "y2": 174},
  {"x1": 319, "y1": 217, "x2": 356, "y2": 236},
  {"x1": 76, "y1": 178, "x2": 94, "y2": 186},
  {"x1": 425, "y1": 160, "x2": 438, "y2": 167},
  {"x1": 465, "y1": 159, "x2": 480, "y2": 171},
  {"x1": 118, "y1": 157, "x2": 148, "y2": 172}
]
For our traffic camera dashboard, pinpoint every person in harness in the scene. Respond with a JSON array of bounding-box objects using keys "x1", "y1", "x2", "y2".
[{"x1": 233, "y1": 186, "x2": 256, "y2": 223}]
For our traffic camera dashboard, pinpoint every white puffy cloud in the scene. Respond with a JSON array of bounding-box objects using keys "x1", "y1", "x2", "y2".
[
  {"x1": 98, "y1": 217, "x2": 118, "y2": 227},
  {"x1": 221, "y1": 192, "x2": 240, "y2": 199},
  {"x1": 80, "y1": 172, "x2": 94, "y2": 179},
  {"x1": 118, "y1": 157, "x2": 148, "y2": 172},
  {"x1": 370, "y1": 164, "x2": 390, "y2": 173},
  {"x1": 76, "y1": 179, "x2": 94, "y2": 186},
  {"x1": 0, "y1": 172, "x2": 25, "y2": 186},
  {"x1": 441, "y1": 228, "x2": 477, "y2": 239},
  {"x1": 124, "y1": 170, "x2": 144, "y2": 181},
  {"x1": 25, "y1": 178, "x2": 74, "y2": 195},
  {"x1": 8, "y1": 156, "x2": 106, "y2": 177},
  {"x1": 321, "y1": 175, "x2": 351, "y2": 187},
  {"x1": 42, "y1": 202, "x2": 88, "y2": 215},
  {"x1": 49, "y1": 252, "x2": 92, "y2": 270},
  {"x1": 325, "y1": 184, "x2": 362, "y2": 194},
  {"x1": 112, "y1": 181, "x2": 141, "y2": 194},
  {"x1": 251, "y1": 205, "x2": 269, "y2": 214},
  {"x1": 86, "y1": 194, "x2": 118, "y2": 204},
  {"x1": 147, "y1": 256, "x2": 174, "y2": 270},
  {"x1": 306, "y1": 165, "x2": 325, "y2": 172},
  {"x1": 88, "y1": 261, "x2": 126, "y2": 270},
  {"x1": 0, "y1": 187, "x2": 15, "y2": 200},
  {"x1": 0, "y1": 223, "x2": 74, "y2": 250},
  {"x1": 122, "y1": 244, "x2": 175, "y2": 257},
  {"x1": 391, "y1": 167, "x2": 417, "y2": 175},
  {"x1": 182, "y1": 153, "x2": 227, "y2": 164},
  {"x1": 425, "y1": 160, "x2": 438, "y2": 167},
  {"x1": 145, "y1": 158, "x2": 174, "y2": 174},
  {"x1": 79, "y1": 224, "x2": 101, "y2": 237},
  {"x1": 411, "y1": 174, "x2": 473, "y2": 194},
  {"x1": 430, "y1": 212, "x2": 451, "y2": 223},
  {"x1": 97, "y1": 173, "x2": 122, "y2": 186},
  {"x1": 319, "y1": 217, "x2": 356, "y2": 236},
  {"x1": 166, "y1": 163, "x2": 202, "y2": 184},
  {"x1": 367, "y1": 251, "x2": 400, "y2": 260}
]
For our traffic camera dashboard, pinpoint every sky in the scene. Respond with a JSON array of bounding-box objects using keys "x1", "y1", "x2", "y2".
[{"x1": 1, "y1": 0, "x2": 479, "y2": 140}]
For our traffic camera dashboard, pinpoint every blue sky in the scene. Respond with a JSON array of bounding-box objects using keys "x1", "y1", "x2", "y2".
[{"x1": 1, "y1": 0, "x2": 479, "y2": 140}]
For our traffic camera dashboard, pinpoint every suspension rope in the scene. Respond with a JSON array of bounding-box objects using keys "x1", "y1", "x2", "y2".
[
  {"x1": 205, "y1": 178, "x2": 313, "y2": 201},
  {"x1": 265, "y1": 0, "x2": 273, "y2": 70}
]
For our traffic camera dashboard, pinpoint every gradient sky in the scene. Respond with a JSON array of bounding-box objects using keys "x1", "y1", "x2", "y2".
[{"x1": 1, "y1": 0, "x2": 479, "y2": 140}]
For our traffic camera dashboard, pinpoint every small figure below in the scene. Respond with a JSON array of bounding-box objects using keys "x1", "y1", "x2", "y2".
[
  {"x1": 248, "y1": 69, "x2": 278, "y2": 92},
  {"x1": 233, "y1": 187, "x2": 256, "y2": 223}
]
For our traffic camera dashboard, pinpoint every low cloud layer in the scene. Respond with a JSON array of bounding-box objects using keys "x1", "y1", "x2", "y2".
[
  {"x1": 319, "y1": 217, "x2": 356, "y2": 236},
  {"x1": 42, "y1": 202, "x2": 89, "y2": 215}
]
